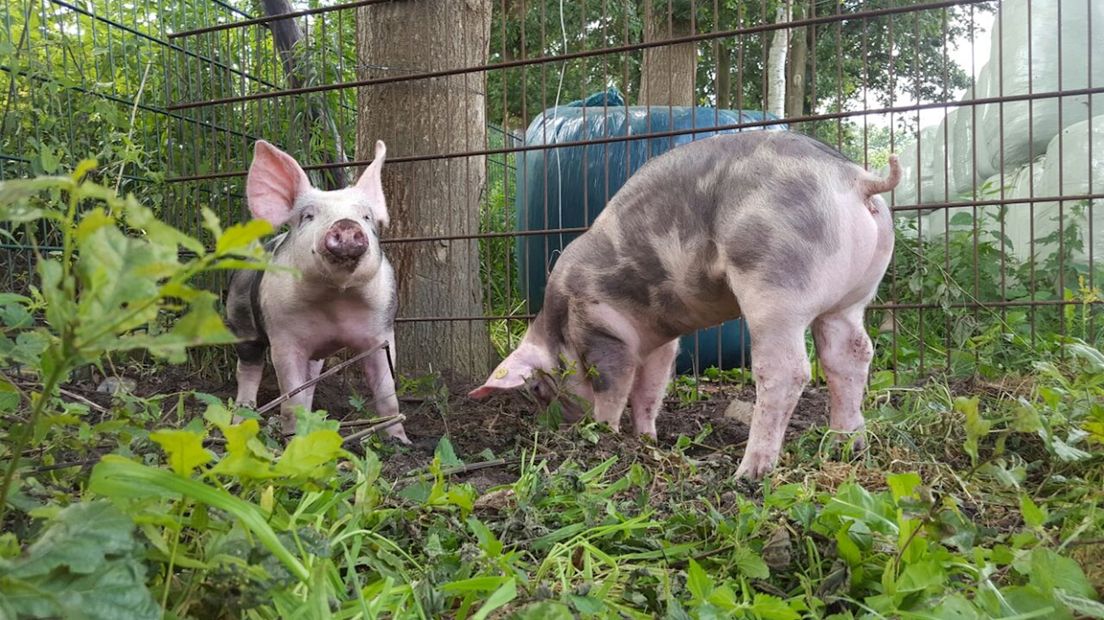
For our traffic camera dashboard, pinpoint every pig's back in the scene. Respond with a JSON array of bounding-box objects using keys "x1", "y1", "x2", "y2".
[{"x1": 550, "y1": 132, "x2": 868, "y2": 337}]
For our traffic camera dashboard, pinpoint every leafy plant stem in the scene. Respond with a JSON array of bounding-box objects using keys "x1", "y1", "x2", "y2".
[{"x1": 0, "y1": 355, "x2": 65, "y2": 522}]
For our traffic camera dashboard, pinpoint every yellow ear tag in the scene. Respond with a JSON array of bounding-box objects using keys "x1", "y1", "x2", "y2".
[{"x1": 493, "y1": 367, "x2": 509, "y2": 379}]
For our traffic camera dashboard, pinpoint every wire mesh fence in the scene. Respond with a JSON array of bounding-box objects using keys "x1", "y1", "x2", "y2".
[{"x1": 1, "y1": 0, "x2": 1101, "y2": 386}]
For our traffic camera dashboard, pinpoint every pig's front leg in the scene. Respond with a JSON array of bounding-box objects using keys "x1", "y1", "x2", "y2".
[
  {"x1": 579, "y1": 329, "x2": 637, "y2": 432},
  {"x1": 812, "y1": 306, "x2": 872, "y2": 447},
  {"x1": 736, "y1": 324, "x2": 811, "y2": 479},
  {"x1": 361, "y1": 335, "x2": 411, "y2": 444},
  {"x1": 629, "y1": 339, "x2": 679, "y2": 439},
  {"x1": 270, "y1": 340, "x2": 314, "y2": 436}
]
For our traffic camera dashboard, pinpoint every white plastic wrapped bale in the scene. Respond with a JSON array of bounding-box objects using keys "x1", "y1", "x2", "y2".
[
  {"x1": 968, "y1": 63, "x2": 998, "y2": 182},
  {"x1": 928, "y1": 109, "x2": 961, "y2": 204},
  {"x1": 980, "y1": 0, "x2": 1104, "y2": 173},
  {"x1": 916, "y1": 125, "x2": 943, "y2": 205},
  {"x1": 1002, "y1": 161, "x2": 1048, "y2": 263},
  {"x1": 883, "y1": 136, "x2": 920, "y2": 208},
  {"x1": 1033, "y1": 115, "x2": 1104, "y2": 266},
  {"x1": 922, "y1": 171, "x2": 1010, "y2": 246},
  {"x1": 882, "y1": 125, "x2": 944, "y2": 209}
]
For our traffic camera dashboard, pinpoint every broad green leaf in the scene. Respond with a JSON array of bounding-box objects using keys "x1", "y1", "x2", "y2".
[
  {"x1": 511, "y1": 601, "x2": 575, "y2": 619},
  {"x1": 149, "y1": 429, "x2": 213, "y2": 476},
  {"x1": 835, "y1": 527, "x2": 863, "y2": 567},
  {"x1": 955, "y1": 396, "x2": 990, "y2": 463},
  {"x1": 686, "y1": 559, "x2": 713, "y2": 601},
  {"x1": 435, "y1": 436, "x2": 464, "y2": 469},
  {"x1": 1025, "y1": 547, "x2": 1095, "y2": 599},
  {"x1": 273, "y1": 430, "x2": 343, "y2": 478},
  {"x1": 931, "y1": 594, "x2": 981, "y2": 619},
  {"x1": 89, "y1": 456, "x2": 308, "y2": 582},
  {"x1": 1054, "y1": 589, "x2": 1104, "y2": 619},
  {"x1": 217, "y1": 219, "x2": 273, "y2": 255},
  {"x1": 75, "y1": 208, "x2": 114, "y2": 243},
  {"x1": 470, "y1": 578, "x2": 517, "y2": 620},
  {"x1": 6, "y1": 501, "x2": 138, "y2": 579},
  {"x1": 886, "y1": 472, "x2": 922, "y2": 503},
  {"x1": 733, "y1": 546, "x2": 770, "y2": 580},
  {"x1": 0, "y1": 554, "x2": 159, "y2": 620},
  {"x1": 749, "y1": 593, "x2": 800, "y2": 620},
  {"x1": 124, "y1": 200, "x2": 205, "y2": 254},
  {"x1": 440, "y1": 575, "x2": 509, "y2": 593},
  {"x1": 1019, "y1": 494, "x2": 1047, "y2": 529},
  {"x1": 210, "y1": 418, "x2": 275, "y2": 479},
  {"x1": 896, "y1": 559, "x2": 945, "y2": 593}
]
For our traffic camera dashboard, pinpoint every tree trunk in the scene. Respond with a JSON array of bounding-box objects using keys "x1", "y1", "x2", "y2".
[
  {"x1": 640, "y1": 1, "x2": 697, "y2": 106},
  {"x1": 715, "y1": 41, "x2": 731, "y2": 109},
  {"x1": 784, "y1": 0, "x2": 808, "y2": 119},
  {"x1": 765, "y1": 0, "x2": 791, "y2": 119},
  {"x1": 356, "y1": 0, "x2": 492, "y2": 380},
  {"x1": 262, "y1": 0, "x2": 349, "y2": 190}
]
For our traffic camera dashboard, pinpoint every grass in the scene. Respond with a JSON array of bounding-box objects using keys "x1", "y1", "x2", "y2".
[{"x1": 2, "y1": 337, "x2": 1102, "y2": 619}]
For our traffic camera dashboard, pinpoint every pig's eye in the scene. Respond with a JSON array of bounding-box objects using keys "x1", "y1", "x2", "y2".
[{"x1": 300, "y1": 213, "x2": 314, "y2": 223}]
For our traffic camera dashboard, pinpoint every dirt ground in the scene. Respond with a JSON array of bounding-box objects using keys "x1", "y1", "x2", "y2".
[{"x1": 70, "y1": 364, "x2": 831, "y2": 492}]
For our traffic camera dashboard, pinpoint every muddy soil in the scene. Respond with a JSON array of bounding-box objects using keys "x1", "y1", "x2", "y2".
[{"x1": 66, "y1": 365, "x2": 831, "y2": 492}]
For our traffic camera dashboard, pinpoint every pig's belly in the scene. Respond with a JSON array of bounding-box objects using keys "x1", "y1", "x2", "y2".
[{"x1": 284, "y1": 313, "x2": 387, "y2": 360}]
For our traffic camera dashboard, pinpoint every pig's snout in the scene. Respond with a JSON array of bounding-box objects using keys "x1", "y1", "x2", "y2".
[{"x1": 322, "y1": 219, "x2": 369, "y2": 262}]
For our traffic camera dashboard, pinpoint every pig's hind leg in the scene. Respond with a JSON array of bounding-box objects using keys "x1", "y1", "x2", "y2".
[
  {"x1": 629, "y1": 339, "x2": 679, "y2": 440},
  {"x1": 733, "y1": 301, "x2": 814, "y2": 479},
  {"x1": 812, "y1": 304, "x2": 872, "y2": 448}
]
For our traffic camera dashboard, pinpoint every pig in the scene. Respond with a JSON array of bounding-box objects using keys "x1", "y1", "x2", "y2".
[
  {"x1": 469, "y1": 131, "x2": 901, "y2": 478},
  {"x1": 224, "y1": 139, "x2": 410, "y2": 443}
]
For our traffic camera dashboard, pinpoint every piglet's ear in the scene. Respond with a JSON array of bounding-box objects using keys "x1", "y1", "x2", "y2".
[
  {"x1": 246, "y1": 140, "x2": 311, "y2": 227},
  {"x1": 354, "y1": 140, "x2": 389, "y2": 228},
  {"x1": 468, "y1": 346, "x2": 539, "y2": 400}
]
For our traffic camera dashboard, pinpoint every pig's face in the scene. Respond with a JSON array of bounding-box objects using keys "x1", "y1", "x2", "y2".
[
  {"x1": 246, "y1": 140, "x2": 390, "y2": 285},
  {"x1": 469, "y1": 324, "x2": 594, "y2": 421}
]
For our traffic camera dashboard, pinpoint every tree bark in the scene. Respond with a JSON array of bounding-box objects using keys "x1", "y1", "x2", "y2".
[
  {"x1": 356, "y1": 0, "x2": 492, "y2": 380},
  {"x1": 640, "y1": 1, "x2": 697, "y2": 106},
  {"x1": 715, "y1": 41, "x2": 731, "y2": 110},
  {"x1": 765, "y1": 0, "x2": 791, "y2": 119},
  {"x1": 262, "y1": 0, "x2": 349, "y2": 190},
  {"x1": 784, "y1": 0, "x2": 808, "y2": 119}
]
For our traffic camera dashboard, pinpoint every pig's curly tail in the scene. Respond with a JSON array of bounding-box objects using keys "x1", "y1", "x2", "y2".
[{"x1": 861, "y1": 154, "x2": 902, "y2": 196}]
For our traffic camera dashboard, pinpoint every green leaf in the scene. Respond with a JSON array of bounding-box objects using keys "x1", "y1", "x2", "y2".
[
  {"x1": 470, "y1": 578, "x2": 517, "y2": 620},
  {"x1": 835, "y1": 527, "x2": 863, "y2": 566},
  {"x1": 748, "y1": 593, "x2": 800, "y2": 620},
  {"x1": 886, "y1": 472, "x2": 922, "y2": 503},
  {"x1": 1019, "y1": 494, "x2": 1048, "y2": 529},
  {"x1": 435, "y1": 436, "x2": 464, "y2": 469},
  {"x1": 273, "y1": 429, "x2": 343, "y2": 478},
  {"x1": 149, "y1": 429, "x2": 213, "y2": 476},
  {"x1": 217, "y1": 218, "x2": 273, "y2": 256},
  {"x1": 1025, "y1": 547, "x2": 1095, "y2": 599},
  {"x1": 5, "y1": 501, "x2": 138, "y2": 579},
  {"x1": 1054, "y1": 589, "x2": 1104, "y2": 619},
  {"x1": 1, "y1": 554, "x2": 159, "y2": 620},
  {"x1": 686, "y1": 559, "x2": 713, "y2": 601},
  {"x1": 896, "y1": 559, "x2": 945, "y2": 593},
  {"x1": 124, "y1": 200, "x2": 205, "y2": 254},
  {"x1": 0, "y1": 500, "x2": 159, "y2": 620},
  {"x1": 89, "y1": 456, "x2": 308, "y2": 582},
  {"x1": 512, "y1": 601, "x2": 574, "y2": 619},
  {"x1": 210, "y1": 418, "x2": 275, "y2": 479},
  {"x1": 955, "y1": 396, "x2": 990, "y2": 463},
  {"x1": 733, "y1": 546, "x2": 770, "y2": 579},
  {"x1": 931, "y1": 594, "x2": 981, "y2": 619}
]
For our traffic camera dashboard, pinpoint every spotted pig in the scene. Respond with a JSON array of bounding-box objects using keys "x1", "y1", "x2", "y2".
[
  {"x1": 225, "y1": 139, "x2": 409, "y2": 442},
  {"x1": 470, "y1": 131, "x2": 901, "y2": 478}
]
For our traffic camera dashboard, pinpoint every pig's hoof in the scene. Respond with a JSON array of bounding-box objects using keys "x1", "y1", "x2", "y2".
[
  {"x1": 735, "y1": 451, "x2": 778, "y2": 480},
  {"x1": 385, "y1": 428, "x2": 412, "y2": 446},
  {"x1": 829, "y1": 426, "x2": 868, "y2": 453}
]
